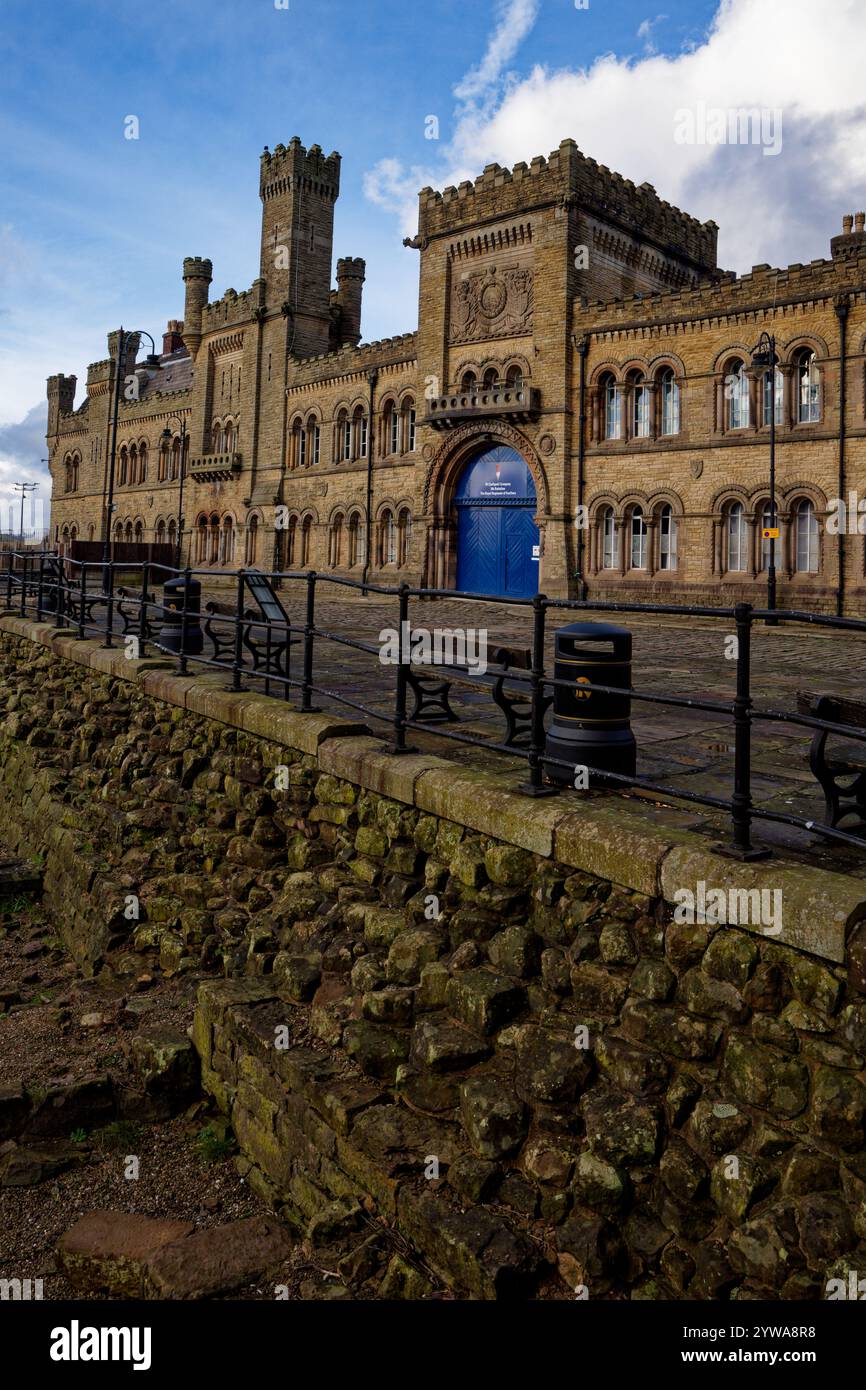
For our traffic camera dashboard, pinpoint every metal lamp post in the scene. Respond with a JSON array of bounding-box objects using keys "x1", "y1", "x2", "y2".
[
  {"x1": 161, "y1": 417, "x2": 188, "y2": 570},
  {"x1": 751, "y1": 331, "x2": 778, "y2": 625}
]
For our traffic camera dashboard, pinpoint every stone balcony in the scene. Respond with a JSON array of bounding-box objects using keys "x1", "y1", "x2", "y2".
[
  {"x1": 426, "y1": 384, "x2": 541, "y2": 430},
  {"x1": 188, "y1": 452, "x2": 242, "y2": 482}
]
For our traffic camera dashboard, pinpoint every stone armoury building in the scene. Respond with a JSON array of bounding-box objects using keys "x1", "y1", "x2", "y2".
[{"x1": 47, "y1": 136, "x2": 866, "y2": 613}]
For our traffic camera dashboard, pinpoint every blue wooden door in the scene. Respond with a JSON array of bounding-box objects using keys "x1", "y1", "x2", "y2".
[{"x1": 454, "y1": 445, "x2": 539, "y2": 598}]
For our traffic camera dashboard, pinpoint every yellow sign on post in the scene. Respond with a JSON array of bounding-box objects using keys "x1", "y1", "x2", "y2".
[{"x1": 762, "y1": 527, "x2": 780, "y2": 540}]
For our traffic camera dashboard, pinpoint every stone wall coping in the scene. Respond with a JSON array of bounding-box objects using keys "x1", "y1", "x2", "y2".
[{"x1": 4, "y1": 613, "x2": 864, "y2": 965}]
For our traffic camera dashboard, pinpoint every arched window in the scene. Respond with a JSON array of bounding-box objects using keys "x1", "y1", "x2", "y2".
[
  {"x1": 795, "y1": 499, "x2": 819, "y2": 572},
  {"x1": 353, "y1": 406, "x2": 367, "y2": 460},
  {"x1": 73, "y1": 456, "x2": 80, "y2": 489},
  {"x1": 461, "y1": 371, "x2": 477, "y2": 393},
  {"x1": 659, "y1": 368, "x2": 680, "y2": 436},
  {"x1": 762, "y1": 367, "x2": 784, "y2": 427},
  {"x1": 133, "y1": 520, "x2": 143, "y2": 545},
  {"x1": 381, "y1": 509, "x2": 396, "y2": 565},
  {"x1": 70, "y1": 524, "x2": 78, "y2": 542},
  {"x1": 119, "y1": 446, "x2": 128, "y2": 486},
  {"x1": 156, "y1": 520, "x2": 166, "y2": 546},
  {"x1": 124, "y1": 521, "x2": 134, "y2": 545},
  {"x1": 300, "y1": 515, "x2": 312, "y2": 567},
  {"x1": 402, "y1": 398, "x2": 416, "y2": 453},
  {"x1": 87, "y1": 524, "x2": 95, "y2": 542},
  {"x1": 385, "y1": 402, "x2": 399, "y2": 455},
  {"x1": 505, "y1": 365, "x2": 524, "y2": 390},
  {"x1": 629, "y1": 506, "x2": 647, "y2": 569},
  {"x1": 482, "y1": 368, "x2": 498, "y2": 390},
  {"x1": 658, "y1": 504, "x2": 677, "y2": 571},
  {"x1": 308, "y1": 416, "x2": 321, "y2": 466},
  {"x1": 398, "y1": 508, "x2": 412, "y2": 566},
  {"x1": 158, "y1": 440, "x2": 168, "y2": 481},
  {"x1": 168, "y1": 519, "x2": 176, "y2": 551},
  {"x1": 129, "y1": 445, "x2": 138, "y2": 485},
  {"x1": 114, "y1": 521, "x2": 123, "y2": 543},
  {"x1": 335, "y1": 409, "x2": 349, "y2": 462},
  {"x1": 209, "y1": 514, "x2": 220, "y2": 565},
  {"x1": 286, "y1": 515, "x2": 297, "y2": 566},
  {"x1": 295, "y1": 419, "x2": 307, "y2": 468},
  {"x1": 221, "y1": 517, "x2": 234, "y2": 565},
  {"x1": 348, "y1": 512, "x2": 364, "y2": 567},
  {"x1": 759, "y1": 502, "x2": 774, "y2": 571},
  {"x1": 628, "y1": 371, "x2": 650, "y2": 439},
  {"x1": 601, "y1": 374, "x2": 622, "y2": 440},
  {"x1": 246, "y1": 514, "x2": 259, "y2": 565},
  {"x1": 727, "y1": 502, "x2": 747, "y2": 571},
  {"x1": 330, "y1": 513, "x2": 344, "y2": 568},
  {"x1": 224, "y1": 422, "x2": 235, "y2": 454},
  {"x1": 796, "y1": 349, "x2": 820, "y2": 423},
  {"x1": 138, "y1": 443, "x2": 147, "y2": 483},
  {"x1": 64, "y1": 456, "x2": 72, "y2": 492},
  {"x1": 170, "y1": 439, "x2": 180, "y2": 481},
  {"x1": 196, "y1": 518, "x2": 208, "y2": 563},
  {"x1": 601, "y1": 507, "x2": 618, "y2": 570},
  {"x1": 726, "y1": 360, "x2": 750, "y2": 430}
]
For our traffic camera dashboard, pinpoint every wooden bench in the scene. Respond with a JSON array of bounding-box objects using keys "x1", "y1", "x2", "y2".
[{"x1": 796, "y1": 690, "x2": 866, "y2": 828}]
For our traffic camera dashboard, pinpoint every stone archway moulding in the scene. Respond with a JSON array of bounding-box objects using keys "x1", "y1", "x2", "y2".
[{"x1": 423, "y1": 421, "x2": 550, "y2": 518}]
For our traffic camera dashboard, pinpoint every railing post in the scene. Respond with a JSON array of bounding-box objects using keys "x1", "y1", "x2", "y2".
[
  {"x1": 726, "y1": 602, "x2": 768, "y2": 859},
  {"x1": 19, "y1": 554, "x2": 27, "y2": 618},
  {"x1": 55, "y1": 557, "x2": 65, "y2": 629},
  {"x1": 390, "y1": 582, "x2": 413, "y2": 754},
  {"x1": 5, "y1": 553, "x2": 13, "y2": 611},
  {"x1": 36, "y1": 553, "x2": 45, "y2": 621},
  {"x1": 230, "y1": 569, "x2": 247, "y2": 693},
  {"x1": 77, "y1": 563, "x2": 87, "y2": 640},
  {"x1": 300, "y1": 571, "x2": 320, "y2": 712},
  {"x1": 102, "y1": 556, "x2": 115, "y2": 648},
  {"x1": 138, "y1": 560, "x2": 149, "y2": 658},
  {"x1": 519, "y1": 593, "x2": 557, "y2": 797},
  {"x1": 175, "y1": 567, "x2": 191, "y2": 676}
]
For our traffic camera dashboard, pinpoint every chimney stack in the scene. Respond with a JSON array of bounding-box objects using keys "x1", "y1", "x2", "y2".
[
  {"x1": 163, "y1": 319, "x2": 185, "y2": 355},
  {"x1": 335, "y1": 257, "x2": 366, "y2": 347}
]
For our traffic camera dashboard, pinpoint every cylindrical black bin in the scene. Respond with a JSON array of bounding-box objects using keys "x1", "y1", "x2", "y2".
[
  {"x1": 159, "y1": 576, "x2": 203, "y2": 655},
  {"x1": 543, "y1": 621, "x2": 636, "y2": 786}
]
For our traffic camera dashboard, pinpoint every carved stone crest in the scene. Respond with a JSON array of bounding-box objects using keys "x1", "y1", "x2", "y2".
[
  {"x1": 450, "y1": 262, "x2": 534, "y2": 345},
  {"x1": 690, "y1": 459, "x2": 704, "y2": 479}
]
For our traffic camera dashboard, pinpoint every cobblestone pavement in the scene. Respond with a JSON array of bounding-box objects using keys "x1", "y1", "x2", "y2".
[{"x1": 197, "y1": 581, "x2": 866, "y2": 876}]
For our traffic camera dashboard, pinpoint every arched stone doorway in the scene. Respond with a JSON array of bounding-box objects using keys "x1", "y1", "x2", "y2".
[{"x1": 423, "y1": 424, "x2": 547, "y2": 595}]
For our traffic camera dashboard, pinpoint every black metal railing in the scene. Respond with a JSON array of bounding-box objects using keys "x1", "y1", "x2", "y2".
[{"x1": 4, "y1": 550, "x2": 866, "y2": 859}]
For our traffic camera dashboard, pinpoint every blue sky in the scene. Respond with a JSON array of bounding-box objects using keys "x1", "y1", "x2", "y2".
[{"x1": 1, "y1": 0, "x2": 863, "y2": 528}]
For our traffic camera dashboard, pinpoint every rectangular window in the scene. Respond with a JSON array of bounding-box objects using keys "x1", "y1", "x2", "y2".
[
  {"x1": 313, "y1": 426, "x2": 320, "y2": 466},
  {"x1": 359, "y1": 416, "x2": 368, "y2": 458},
  {"x1": 763, "y1": 370, "x2": 783, "y2": 427},
  {"x1": 602, "y1": 513, "x2": 618, "y2": 569},
  {"x1": 298, "y1": 430, "x2": 306, "y2": 468},
  {"x1": 408, "y1": 409, "x2": 416, "y2": 451},
  {"x1": 343, "y1": 419, "x2": 352, "y2": 461},
  {"x1": 390, "y1": 410, "x2": 400, "y2": 454},
  {"x1": 659, "y1": 512, "x2": 677, "y2": 571},
  {"x1": 605, "y1": 386, "x2": 622, "y2": 440}
]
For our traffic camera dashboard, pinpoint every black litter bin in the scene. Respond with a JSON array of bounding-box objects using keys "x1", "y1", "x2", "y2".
[
  {"x1": 159, "y1": 575, "x2": 203, "y2": 655},
  {"x1": 543, "y1": 621, "x2": 636, "y2": 786}
]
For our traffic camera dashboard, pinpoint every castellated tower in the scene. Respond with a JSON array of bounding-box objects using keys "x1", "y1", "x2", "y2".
[
  {"x1": 46, "y1": 373, "x2": 76, "y2": 434},
  {"x1": 259, "y1": 138, "x2": 341, "y2": 356},
  {"x1": 182, "y1": 256, "x2": 213, "y2": 358}
]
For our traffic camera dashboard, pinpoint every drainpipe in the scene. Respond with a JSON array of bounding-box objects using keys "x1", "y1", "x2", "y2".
[
  {"x1": 574, "y1": 334, "x2": 590, "y2": 600},
  {"x1": 362, "y1": 367, "x2": 378, "y2": 594},
  {"x1": 834, "y1": 296, "x2": 849, "y2": 617}
]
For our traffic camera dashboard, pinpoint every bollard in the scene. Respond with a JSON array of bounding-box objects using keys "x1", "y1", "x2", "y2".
[{"x1": 543, "y1": 620, "x2": 636, "y2": 786}]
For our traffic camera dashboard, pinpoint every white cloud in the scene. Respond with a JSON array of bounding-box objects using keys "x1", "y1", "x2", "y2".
[
  {"x1": 365, "y1": 0, "x2": 866, "y2": 276},
  {"x1": 453, "y1": 0, "x2": 541, "y2": 104}
]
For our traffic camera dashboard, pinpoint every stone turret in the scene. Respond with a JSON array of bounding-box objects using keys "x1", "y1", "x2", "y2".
[
  {"x1": 46, "y1": 373, "x2": 76, "y2": 434},
  {"x1": 182, "y1": 257, "x2": 213, "y2": 357},
  {"x1": 334, "y1": 257, "x2": 366, "y2": 347}
]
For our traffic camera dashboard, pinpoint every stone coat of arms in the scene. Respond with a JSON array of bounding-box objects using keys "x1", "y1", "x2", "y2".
[{"x1": 450, "y1": 263, "x2": 534, "y2": 345}]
